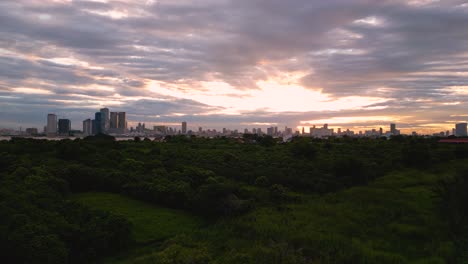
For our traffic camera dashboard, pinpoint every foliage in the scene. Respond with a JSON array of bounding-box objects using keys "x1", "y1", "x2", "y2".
[
  {"x1": 0, "y1": 136, "x2": 467, "y2": 263},
  {"x1": 72, "y1": 192, "x2": 202, "y2": 243}
]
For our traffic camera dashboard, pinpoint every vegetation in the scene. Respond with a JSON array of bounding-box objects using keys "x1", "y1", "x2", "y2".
[
  {"x1": 72, "y1": 192, "x2": 203, "y2": 243},
  {"x1": 0, "y1": 135, "x2": 467, "y2": 263}
]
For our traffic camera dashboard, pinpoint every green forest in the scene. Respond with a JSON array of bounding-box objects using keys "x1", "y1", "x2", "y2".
[{"x1": 1, "y1": 135, "x2": 467, "y2": 263}]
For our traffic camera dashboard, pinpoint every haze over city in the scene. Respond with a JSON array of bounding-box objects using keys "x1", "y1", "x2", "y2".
[{"x1": 1, "y1": 0, "x2": 468, "y2": 133}]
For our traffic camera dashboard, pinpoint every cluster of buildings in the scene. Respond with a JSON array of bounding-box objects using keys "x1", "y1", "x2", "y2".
[
  {"x1": 39, "y1": 108, "x2": 127, "y2": 137},
  {"x1": 82, "y1": 108, "x2": 127, "y2": 136},
  {"x1": 44, "y1": 114, "x2": 72, "y2": 136},
  {"x1": 5, "y1": 111, "x2": 468, "y2": 139},
  {"x1": 128, "y1": 123, "x2": 298, "y2": 138}
]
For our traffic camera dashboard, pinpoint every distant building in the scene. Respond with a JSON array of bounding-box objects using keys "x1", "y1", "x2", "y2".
[
  {"x1": 100, "y1": 108, "x2": 110, "y2": 133},
  {"x1": 110, "y1": 112, "x2": 119, "y2": 129},
  {"x1": 154, "y1": 126, "x2": 167, "y2": 135},
  {"x1": 284, "y1": 127, "x2": 293, "y2": 136},
  {"x1": 58, "y1": 119, "x2": 71, "y2": 135},
  {"x1": 182, "y1": 121, "x2": 187, "y2": 134},
  {"x1": 47, "y1": 114, "x2": 57, "y2": 136},
  {"x1": 25, "y1": 128, "x2": 38, "y2": 135},
  {"x1": 118, "y1": 112, "x2": 127, "y2": 133},
  {"x1": 455, "y1": 123, "x2": 468, "y2": 137},
  {"x1": 309, "y1": 124, "x2": 333, "y2": 138},
  {"x1": 390, "y1": 123, "x2": 400, "y2": 136},
  {"x1": 94, "y1": 112, "x2": 102, "y2": 134},
  {"x1": 136, "y1": 123, "x2": 146, "y2": 133},
  {"x1": 267, "y1": 127, "x2": 274, "y2": 136},
  {"x1": 83, "y1": 119, "x2": 92, "y2": 136}
]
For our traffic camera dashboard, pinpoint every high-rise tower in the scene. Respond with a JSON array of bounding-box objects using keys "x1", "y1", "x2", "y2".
[
  {"x1": 100, "y1": 108, "x2": 110, "y2": 133},
  {"x1": 47, "y1": 114, "x2": 57, "y2": 136}
]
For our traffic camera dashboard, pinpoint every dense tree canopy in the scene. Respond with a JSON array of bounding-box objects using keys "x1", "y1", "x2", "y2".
[{"x1": 0, "y1": 136, "x2": 467, "y2": 263}]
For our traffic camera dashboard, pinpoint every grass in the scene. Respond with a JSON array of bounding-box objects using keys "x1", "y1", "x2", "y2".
[{"x1": 71, "y1": 192, "x2": 203, "y2": 243}]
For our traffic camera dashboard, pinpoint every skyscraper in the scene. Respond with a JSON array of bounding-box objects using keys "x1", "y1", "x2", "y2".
[
  {"x1": 455, "y1": 123, "x2": 468, "y2": 137},
  {"x1": 182, "y1": 121, "x2": 187, "y2": 134},
  {"x1": 83, "y1": 119, "x2": 92, "y2": 136},
  {"x1": 94, "y1": 112, "x2": 102, "y2": 134},
  {"x1": 118, "y1": 112, "x2": 126, "y2": 133},
  {"x1": 58, "y1": 119, "x2": 71, "y2": 135},
  {"x1": 110, "y1": 112, "x2": 119, "y2": 129},
  {"x1": 390, "y1": 123, "x2": 396, "y2": 135},
  {"x1": 267, "y1": 127, "x2": 274, "y2": 136},
  {"x1": 47, "y1": 114, "x2": 57, "y2": 136},
  {"x1": 100, "y1": 108, "x2": 110, "y2": 133}
]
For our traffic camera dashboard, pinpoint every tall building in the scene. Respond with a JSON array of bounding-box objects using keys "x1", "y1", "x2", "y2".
[
  {"x1": 267, "y1": 127, "x2": 274, "y2": 136},
  {"x1": 455, "y1": 123, "x2": 468, "y2": 137},
  {"x1": 100, "y1": 108, "x2": 110, "y2": 133},
  {"x1": 83, "y1": 119, "x2": 92, "y2": 136},
  {"x1": 58, "y1": 119, "x2": 71, "y2": 135},
  {"x1": 118, "y1": 112, "x2": 126, "y2": 133},
  {"x1": 47, "y1": 114, "x2": 57, "y2": 136},
  {"x1": 182, "y1": 121, "x2": 187, "y2": 134},
  {"x1": 390, "y1": 123, "x2": 396, "y2": 135},
  {"x1": 94, "y1": 112, "x2": 102, "y2": 134},
  {"x1": 110, "y1": 112, "x2": 119, "y2": 129}
]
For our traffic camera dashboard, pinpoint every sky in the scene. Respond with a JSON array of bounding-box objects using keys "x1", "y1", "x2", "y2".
[{"x1": 1, "y1": 0, "x2": 468, "y2": 133}]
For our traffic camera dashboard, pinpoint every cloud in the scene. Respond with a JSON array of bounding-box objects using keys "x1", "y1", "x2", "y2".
[{"x1": 0, "y1": 0, "x2": 467, "y2": 133}]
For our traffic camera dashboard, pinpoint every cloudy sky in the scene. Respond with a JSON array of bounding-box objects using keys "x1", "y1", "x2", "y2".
[{"x1": 1, "y1": 0, "x2": 468, "y2": 133}]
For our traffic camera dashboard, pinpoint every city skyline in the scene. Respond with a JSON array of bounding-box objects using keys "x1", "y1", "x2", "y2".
[
  {"x1": 5, "y1": 109, "x2": 468, "y2": 139},
  {"x1": 2, "y1": 108, "x2": 468, "y2": 136},
  {"x1": 1, "y1": 1, "x2": 468, "y2": 133}
]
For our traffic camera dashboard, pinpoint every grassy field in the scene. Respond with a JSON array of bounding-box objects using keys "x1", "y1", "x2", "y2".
[{"x1": 71, "y1": 192, "x2": 203, "y2": 243}]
